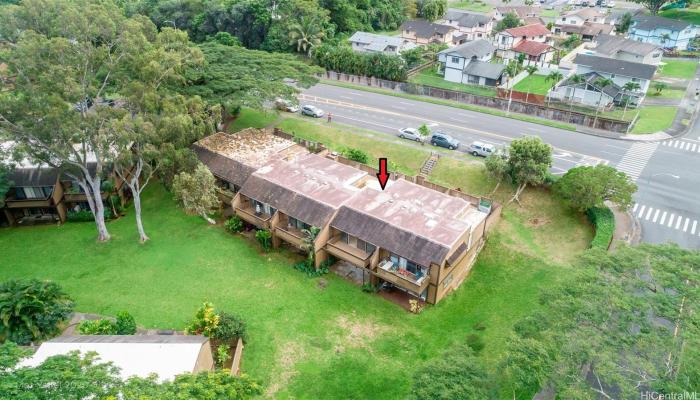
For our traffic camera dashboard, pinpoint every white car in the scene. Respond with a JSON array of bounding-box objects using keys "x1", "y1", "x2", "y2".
[
  {"x1": 301, "y1": 105, "x2": 324, "y2": 118},
  {"x1": 468, "y1": 141, "x2": 496, "y2": 157},
  {"x1": 606, "y1": 1, "x2": 615, "y2": 6},
  {"x1": 397, "y1": 128, "x2": 424, "y2": 142}
]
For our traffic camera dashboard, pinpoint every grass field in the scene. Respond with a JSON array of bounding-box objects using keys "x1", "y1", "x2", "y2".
[
  {"x1": 0, "y1": 116, "x2": 593, "y2": 399},
  {"x1": 409, "y1": 68, "x2": 498, "y2": 97},
  {"x1": 660, "y1": 8, "x2": 700, "y2": 25},
  {"x1": 659, "y1": 59, "x2": 698, "y2": 79},
  {"x1": 631, "y1": 106, "x2": 678, "y2": 134},
  {"x1": 512, "y1": 74, "x2": 554, "y2": 96},
  {"x1": 649, "y1": 87, "x2": 686, "y2": 99},
  {"x1": 451, "y1": 0, "x2": 493, "y2": 12},
  {"x1": 227, "y1": 108, "x2": 279, "y2": 132}
]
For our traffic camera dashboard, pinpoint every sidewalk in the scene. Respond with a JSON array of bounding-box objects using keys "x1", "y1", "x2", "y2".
[{"x1": 609, "y1": 205, "x2": 642, "y2": 251}]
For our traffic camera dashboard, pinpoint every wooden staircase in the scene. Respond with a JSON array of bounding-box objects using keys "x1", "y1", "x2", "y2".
[{"x1": 420, "y1": 152, "x2": 440, "y2": 176}]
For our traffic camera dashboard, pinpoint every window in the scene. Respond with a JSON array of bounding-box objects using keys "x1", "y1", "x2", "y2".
[
  {"x1": 252, "y1": 199, "x2": 276, "y2": 216},
  {"x1": 15, "y1": 186, "x2": 53, "y2": 200},
  {"x1": 340, "y1": 231, "x2": 349, "y2": 244},
  {"x1": 287, "y1": 216, "x2": 310, "y2": 231},
  {"x1": 632, "y1": 78, "x2": 639, "y2": 82},
  {"x1": 451, "y1": 56, "x2": 460, "y2": 63},
  {"x1": 467, "y1": 75, "x2": 480, "y2": 85}
]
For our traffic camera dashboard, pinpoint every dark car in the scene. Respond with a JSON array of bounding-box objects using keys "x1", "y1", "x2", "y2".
[{"x1": 430, "y1": 132, "x2": 460, "y2": 150}]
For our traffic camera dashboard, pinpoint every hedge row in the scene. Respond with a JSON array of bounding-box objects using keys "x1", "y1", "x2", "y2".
[{"x1": 587, "y1": 206, "x2": 615, "y2": 249}]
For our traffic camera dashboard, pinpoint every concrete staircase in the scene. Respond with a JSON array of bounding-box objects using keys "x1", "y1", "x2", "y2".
[{"x1": 420, "y1": 152, "x2": 440, "y2": 176}]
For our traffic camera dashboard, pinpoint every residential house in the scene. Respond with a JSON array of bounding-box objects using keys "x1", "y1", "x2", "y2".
[
  {"x1": 593, "y1": 34, "x2": 663, "y2": 65},
  {"x1": 628, "y1": 14, "x2": 698, "y2": 50},
  {"x1": 327, "y1": 179, "x2": 490, "y2": 304},
  {"x1": 192, "y1": 128, "x2": 307, "y2": 214},
  {"x1": 555, "y1": 22, "x2": 615, "y2": 42},
  {"x1": 549, "y1": 54, "x2": 657, "y2": 107},
  {"x1": 495, "y1": 24, "x2": 556, "y2": 64},
  {"x1": 233, "y1": 153, "x2": 368, "y2": 267},
  {"x1": 400, "y1": 19, "x2": 456, "y2": 45},
  {"x1": 19, "y1": 335, "x2": 214, "y2": 382},
  {"x1": 195, "y1": 129, "x2": 499, "y2": 306},
  {"x1": 555, "y1": 8, "x2": 608, "y2": 27},
  {"x1": 553, "y1": 8, "x2": 615, "y2": 41},
  {"x1": 348, "y1": 32, "x2": 417, "y2": 55},
  {"x1": 437, "y1": 40, "x2": 505, "y2": 86},
  {"x1": 440, "y1": 9, "x2": 493, "y2": 43},
  {"x1": 493, "y1": 6, "x2": 540, "y2": 22}
]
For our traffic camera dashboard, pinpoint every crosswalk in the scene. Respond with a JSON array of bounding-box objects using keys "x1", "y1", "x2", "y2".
[
  {"x1": 632, "y1": 203, "x2": 700, "y2": 237},
  {"x1": 615, "y1": 142, "x2": 659, "y2": 181},
  {"x1": 660, "y1": 139, "x2": 700, "y2": 153}
]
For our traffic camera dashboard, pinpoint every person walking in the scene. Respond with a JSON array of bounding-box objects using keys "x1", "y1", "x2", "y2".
[{"x1": 327, "y1": 112, "x2": 332, "y2": 123}]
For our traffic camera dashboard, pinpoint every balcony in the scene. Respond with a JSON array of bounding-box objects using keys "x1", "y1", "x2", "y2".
[
  {"x1": 235, "y1": 205, "x2": 272, "y2": 229},
  {"x1": 276, "y1": 225, "x2": 305, "y2": 248},
  {"x1": 325, "y1": 237, "x2": 372, "y2": 268},
  {"x1": 215, "y1": 187, "x2": 235, "y2": 204},
  {"x1": 5, "y1": 197, "x2": 52, "y2": 208},
  {"x1": 373, "y1": 259, "x2": 430, "y2": 294},
  {"x1": 64, "y1": 191, "x2": 108, "y2": 203}
]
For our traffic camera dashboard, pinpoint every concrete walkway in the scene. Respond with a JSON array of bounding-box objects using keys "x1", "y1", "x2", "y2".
[{"x1": 609, "y1": 204, "x2": 642, "y2": 250}]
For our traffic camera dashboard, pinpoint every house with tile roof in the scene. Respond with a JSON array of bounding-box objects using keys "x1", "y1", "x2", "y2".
[
  {"x1": 348, "y1": 32, "x2": 417, "y2": 55},
  {"x1": 399, "y1": 19, "x2": 456, "y2": 45},
  {"x1": 495, "y1": 24, "x2": 555, "y2": 64},
  {"x1": 593, "y1": 34, "x2": 663, "y2": 65},
  {"x1": 437, "y1": 40, "x2": 504, "y2": 86},
  {"x1": 439, "y1": 9, "x2": 493, "y2": 42}
]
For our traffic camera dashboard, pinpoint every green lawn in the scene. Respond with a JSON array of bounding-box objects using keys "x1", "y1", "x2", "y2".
[
  {"x1": 409, "y1": 68, "x2": 498, "y2": 97},
  {"x1": 541, "y1": 8, "x2": 560, "y2": 18},
  {"x1": 659, "y1": 59, "x2": 698, "y2": 79},
  {"x1": 630, "y1": 106, "x2": 679, "y2": 134},
  {"x1": 512, "y1": 74, "x2": 553, "y2": 96},
  {"x1": 451, "y1": 0, "x2": 494, "y2": 12},
  {"x1": 660, "y1": 8, "x2": 700, "y2": 25},
  {"x1": 227, "y1": 107, "x2": 279, "y2": 132},
  {"x1": 649, "y1": 87, "x2": 686, "y2": 99}
]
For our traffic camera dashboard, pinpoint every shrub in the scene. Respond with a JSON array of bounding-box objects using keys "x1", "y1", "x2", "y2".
[
  {"x1": 361, "y1": 283, "x2": 378, "y2": 293},
  {"x1": 215, "y1": 344, "x2": 230, "y2": 369},
  {"x1": 0, "y1": 279, "x2": 74, "y2": 345},
  {"x1": 115, "y1": 311, "x2": 137, "y2": 335},
  {"x1": 224, "y1": 216, "x2": 244, "y2": 233},
  {"x1": 255, "y1": 229, "x2": 272, "y2": 251},
  {"x1": 79, "y1": 319, "x2": 117, "y2": 335},
  {"x1": 587, "y1": 206, "x2": 615, "y2": 249},
  {"x1": 466, "y1": 333, "x2": 485, "y2": 353},
  {"x1": 343, "y1": 148, "x2": 369, "y2": 164},
  {"x1": 67, "y1": 208, "x2": 114, "y2": 222},
  {"x1": 293, "y1": 260, "x2": 329, "y2": 277},
  {"x1": 211, "y1": 312, "x2": 247, "y2": 342},
  {"x1": 185, "y1": 302, "x2": 220, "y2": 336}
]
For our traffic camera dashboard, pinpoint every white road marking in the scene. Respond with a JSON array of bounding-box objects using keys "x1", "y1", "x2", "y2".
[
  {"x1": 653, "y1": 209, "x2": 660, "y2": 223},
  {"x1": 675, "y1": 216, "x2": 683, "y2": 230},
  {"x1": 660, "y1": 211, "x2": 667, "y2": 225},
  {"x1": 692, "y1": 220, "x2": 698, "y2": 235},
  {"x1": 683, "y1": 218, "x2": 690, "y2": 232},
  {"x1": 615, "y1": 143, "x2": 658, "y2": 181},
  {"x1": 637, "y1": 205, "x2": 646, "y2": 218},
  {"x1": 633, "y1": 203, "x2": 639, "y2": 212},
  {"x1": 668, "y1": 214, "x2": 675, "y2": 227},
  {"x1": 645, "y1": 207, "x2": 653, "y2": 220}
]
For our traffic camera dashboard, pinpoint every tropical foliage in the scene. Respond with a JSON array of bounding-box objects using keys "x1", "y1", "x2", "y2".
[
  {"x1": 172, "y1": 163, "x2": 220, "y2": 224},
  {"x1": 554, "y1": 165, "x2": 637, "y2": 211},
  {"x1": 0, "y1": 279, "x2": 74, "y2": 345},
  {"x1": 312, "y1": 44, "x2": 408, "y2": 81}
]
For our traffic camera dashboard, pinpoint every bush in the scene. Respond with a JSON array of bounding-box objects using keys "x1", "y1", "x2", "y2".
[
  {"x1": 587, "y1": 206, "x2": 615, "y2": 249},
  {"x1": 255, "y1": 229, "x2": 272, "y2": 251},
  {"x1": 224, "y1": 216, "x2": 244, "y2": 233},
  {"x1": 79, "y1": 319, "x2": 117, "y2": 335},
  {"x1": 115, "y1": 311, "x2": 137, "y2": 335},
  {"x1": 185, "y1": 302, "x2": 220, "y2": 336},
  {"x1": 361, "y1": 283, "x2": 378, "y2": 293},
  {"x1": 211, "y1": 312, "x2": 247, "y2": 342},
  {"x1": 466, "y1": 333, "x2": 485, "y2": 353},
  {"x1": 67, "y1": 208, "x2": 114, "y2": 222},
  {"x1": 293, "y1": 260, "x2": 329, "y2": 277},
  {"x1": 343, "y1": 148, "x2": 369, "y2": 164},
  {"x1": 312, "y1": 44, "x2": 408, "y2": 81},
  {"x1": 0, "y1": 279, "x2": 74, "y2": 345},
  {"x1": 215, "y1": 344, "x2": 230, "y2": 369}
]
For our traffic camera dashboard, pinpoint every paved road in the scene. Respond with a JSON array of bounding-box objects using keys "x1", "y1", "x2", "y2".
[{"x1": 299, "y1": 83, "x2": 700, "y2": 249}]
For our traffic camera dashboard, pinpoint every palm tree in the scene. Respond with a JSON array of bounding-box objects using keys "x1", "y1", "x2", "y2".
[
  {"x1": 593, "y1": 77, "x2": 614, "y2": 127},
  {"x1": 524, "y1": 65, "x2": 538, "y2": 103},
  {"x1": 660, "y1": 33, "x2": 671, "y2": 48},
  {"x1": 289, "y1": 17, "x2": 324, "y2": 56},
  {"x1": 566, "y1": 74, "x2": 586, "y2": 118},
  {"x1": 545, "y1": 71, "x2": 563, "y2": 107},
  {"x1": 301, "y1": 226, "x2": 320, "y2": 267},
  {"x1": 622, "y1": 81, "x2": 641, "y2": 120}
]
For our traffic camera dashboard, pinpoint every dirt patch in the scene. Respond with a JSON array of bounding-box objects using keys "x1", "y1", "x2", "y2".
[
  {"x1": 265, "y1": 341, "x2": 305, "y2": 397},
  {"x1": 526, "y1": 217, "x2": 551, "y2": 228},
  {"x1": 333, "y1": 313, "x2": 388, "y2": 353}
]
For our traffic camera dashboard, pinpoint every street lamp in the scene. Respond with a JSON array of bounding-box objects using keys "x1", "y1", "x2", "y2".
[{"x1": 647, "y1": 172, "x2": 680, "y2": 186}]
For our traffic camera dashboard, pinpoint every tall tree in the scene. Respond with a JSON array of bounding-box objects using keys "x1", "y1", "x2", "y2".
[
  {"x1": 592, "y1": 77, "x2": 613, "y2": 126},
  {"x1": 0, "y1": 0, "x2": 208, "y2": 242},
  {"x1": 622, "y1": 81, "x2": 641, "y2": 119},
  {"x1": 495, "y1": 12, "x2": 521, "y2": 32},
  {"x1": 0, "y1": 163, "x2": 11, "y2": 209},
  {"x1": 615, "y1": 12, "x2": 633, "y2": 34},
  {"x1": 566, "y1": 73, "x2": 586, "y2": 115},
  {"x1": 632, "y1": 0, "x2": 668, "y2": 15},
  {"x1": 288, "y1": 16, "x2": 325, "y2": 56},
  {"x1": 554, "y1": 164, "x2": 637, "y2": 211},
  {"x1": 172, "y1": 163, "x2": 220, "y2": 224},
  {"x1": 545, "y1": 71, "x2": 563, "y2": 106},
  {"x1": 523, "y1": 65, "x2": 538, "y2": 103},
  {"x1": 419, "y1": 0, "x2": 447, "y2": 21},
  {"x1": 506, "y1": 136, "x2": 552, "y2": 203}
]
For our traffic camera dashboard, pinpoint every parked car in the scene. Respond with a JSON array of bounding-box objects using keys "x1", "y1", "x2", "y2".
[
  {"x1": 397, "y1": 128, "x2": 424, "y2": 142},
  {"x1": 430, "y1": 132, "x2": 460, "y2": 150},
  {"x1": 275, "y1": 98, "x2": 299, "y2": 113},
  {"x1": 468, "y1": 141, "x2": 495, "y2": 157},
  {"x1": 606, "y1": 0, "x2": 615, "y2": 6},
  {"x1": 301, "y1": 105, "x2": 324, "y2": 118}
]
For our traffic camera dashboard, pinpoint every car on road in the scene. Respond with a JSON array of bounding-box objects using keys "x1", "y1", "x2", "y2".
[
  {"x1": 469, "y1": 141, "x2": 496, "y2": 157},
  {"x1": 430, "y1": 132, "x2": 460, "y2": 150},
  {"x1": 397, "y1": 128, "x2": 425, "y2": 142},
  {"x1": 301, "y1": 105, "x2": 324, "y2": 118},
  {"x1": 275, "y1": 98, "x2": 299, "y2": 113}
]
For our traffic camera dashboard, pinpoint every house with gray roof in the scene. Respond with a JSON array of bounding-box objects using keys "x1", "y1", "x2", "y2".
[
  {"x1": 400, "y1": 19, "x2": 456, "y2": 45},
  {"x1": 439, "y1": 9, "x2": 493, "y2": 42},
  {"x1": 593, "y1": 34, "x2": 663, "y2": 65},
  {"x1": 437, "y1": 40, "x2": 504, "y2": 86},
  {"x1": 550, "y1": 54, "x2": 657, "y2": 107},
  {"x1": 348, "y1": 32, "x2": 417, "y2": 55},
  {"x1": 628, "y1": 14, "x2": 697, "y2": 50}
]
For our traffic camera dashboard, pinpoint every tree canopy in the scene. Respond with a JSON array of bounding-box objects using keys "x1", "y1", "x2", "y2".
[
  {"x1": 495, "y1": 12, "x2": 521, "y2": 32},
  {"x1": 632, "y1": 0, "x2": 668, "y2": 15},
  {"x1": 554, "y1": 164, "x2": 637, "y2": 211},
  {"x1": 410, "y1": 345, "x2": 491, "y2": 399}
]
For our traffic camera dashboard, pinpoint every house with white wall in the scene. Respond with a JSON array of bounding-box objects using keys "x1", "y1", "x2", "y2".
[
  {"x1": 495, "y1": 24, "x2": 555, "y2": 64},
  {"x1": 555, "y1": 8, "x2": 609, "y2": 27},
  {"x1": 439, "y1": 9, "x2": 493, "y2": 43},
  {"x1": 437, "y1": 39, "x2": 505, "y2": 86},
  {"x1": 549, "y1": 53, "x2": 657, "y2": 107},
  {"x1": 628, "y1": 15, "x2": 697, "y2": 50},
  {"x1": 493, "y1": 6, "x2": 540, "y2": 22},
  {"x1": 348, "y1": 32, "x2": 417, "y2": 55}
]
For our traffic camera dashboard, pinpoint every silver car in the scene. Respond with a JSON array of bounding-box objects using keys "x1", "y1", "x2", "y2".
[
  {"x1": 301, "y1": 105, "x2": 324, "y2": 118},
  {"x1": 469, "y1": 141, "x2": 496, "y2": 157},
  {"x1": 397, "y1": 128, "x2": 424, "y2": 142}
]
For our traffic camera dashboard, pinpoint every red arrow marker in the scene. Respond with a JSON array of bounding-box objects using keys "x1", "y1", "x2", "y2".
[{"x1": 376, "y1": 158, "x2": 389, "y2": 190}]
